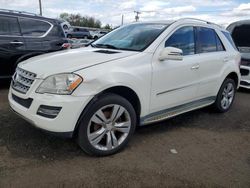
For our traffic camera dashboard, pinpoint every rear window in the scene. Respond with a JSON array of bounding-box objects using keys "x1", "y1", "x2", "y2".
[
  {"x1": 0, "y1": 16, "x2": 21, "y2": 36},
  {"x1": 222, "y1": 31, "x2": 238, "y2": 51},
  {"x1": 231, "y1": 25, "x2": 250, "y2": 47},
  {"x1": 19, "y1": 18, "x2": 51, "y2": 37}
]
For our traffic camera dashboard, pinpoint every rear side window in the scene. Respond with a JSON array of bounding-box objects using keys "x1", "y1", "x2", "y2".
[
  {"x1": 215, "y1": 34, "x2": 225, "y2": 51},
  {"x1": 197, "y1": 27, "x2": 217, "y2": 53},
  {"x1": 222, "y1": 31, "x2": 238, "y2": 51},
  {"x1": 0, "y1": 16, "x2": 21, "y2": 36},
  {"x1": 165, "y1": 26, "x2": 195, "y2": 56},
  {"x1": 48, "y1": 25, "x2": 65, "y2": 37},
  {"x1": 19, "y1": 18, "x2": 51, "y2": 37}
]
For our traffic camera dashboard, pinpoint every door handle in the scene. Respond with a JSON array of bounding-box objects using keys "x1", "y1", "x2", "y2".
[
  {"x1": 191, "y1": 64, "x2": 200, "y2": 70},
  {"x1": 10, "y1": 41, "x2": 24, "y2": 45},
  {"x1": 223, "y1": 57, "x2": 229, "y2": 63}
]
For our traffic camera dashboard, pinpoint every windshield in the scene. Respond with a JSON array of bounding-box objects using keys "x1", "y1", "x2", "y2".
[{"x1": 92, "y1": 23, "x2": 168, "y2": 51}]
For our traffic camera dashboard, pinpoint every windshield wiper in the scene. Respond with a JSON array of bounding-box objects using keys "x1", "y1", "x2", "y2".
[
  {"x1": 91, "y1": 43, "x2": 139, "y2": 52},
  {"x1": 94, "y1": 43, "x2": 119, "y2": 50}
]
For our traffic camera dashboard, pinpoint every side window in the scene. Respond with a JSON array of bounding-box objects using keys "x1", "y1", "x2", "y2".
[
  {"x1": 19, "y1": 18, "x2": 51, "y2": 37},
  {"x1": 215, "y1": 33, "x2": 225, "y2": 51},
  {"x1": 197, "y1": 27, "x2": 217, "y2": 53},
  {"x1": 165, "y1": 26, "x2": 195, "y2": 56},
  {"x1": 0, "y1": 16, "x2": 21, "y2": 36}
]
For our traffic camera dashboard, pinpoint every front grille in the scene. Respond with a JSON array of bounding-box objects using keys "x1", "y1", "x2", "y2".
[
  {"x1": 12, "y1": 94, "x2": 33, "y2": 108},
  {"x1": 240, "y1": 68, "x2": 250, "y2": 76},
  {"x1": 240, "y1": 81, "x2": 250, "y2": 87},
  {"x1": 12, "y1": 67, "x2": 36, "y2": 94}
]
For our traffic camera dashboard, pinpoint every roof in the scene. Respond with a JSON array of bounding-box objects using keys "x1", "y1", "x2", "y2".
[
  {"x1": 128, "y1": 18, "x2": 226, "y2": 31},
  {"x1": 0, "y1": 9, "x2": 59, "y2": 23}
]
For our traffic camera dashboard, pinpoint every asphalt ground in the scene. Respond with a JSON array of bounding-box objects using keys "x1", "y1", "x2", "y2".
[{"x1": 0, "y1": 81, "x2": 249, "y2": 188}]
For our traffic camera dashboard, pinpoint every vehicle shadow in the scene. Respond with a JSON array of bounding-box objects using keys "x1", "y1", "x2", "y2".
[
  {"x1": 1, "y1": 90, "x2": 248, "y2": 161},
  {"x1": 0, "y1": 79, "x2": 11, "y2": 90},
  {"x1": 238, "y1": 87, "x2": 250, "y2": 94},
  {"x1": 0, "y1": 106, "x2": 226, "y2": 161}
]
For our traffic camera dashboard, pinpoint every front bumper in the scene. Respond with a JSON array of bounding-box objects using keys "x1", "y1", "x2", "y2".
[
  {"x1": 240, "y1": 65, "x2": 250, "y2": 89},
  {"x1": 8, "y1": 85, "x2": 93, "y2": 137}
]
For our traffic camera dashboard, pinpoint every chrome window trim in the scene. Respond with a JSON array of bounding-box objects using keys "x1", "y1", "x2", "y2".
[{"x1": 0, "y1": 13, "x2": 53, "y2": 38}]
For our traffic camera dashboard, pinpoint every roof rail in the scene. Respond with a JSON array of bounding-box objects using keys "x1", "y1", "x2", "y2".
[
  {"x1": 0, "y1": 8, "x2": 41, "y2": 17},
  {"x1": 176, "y1": 18, "x2": 223, "y2": 28}
]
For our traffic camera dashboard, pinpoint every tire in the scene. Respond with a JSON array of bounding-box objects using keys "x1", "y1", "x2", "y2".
[
  {"x1": 213, "y1": 78, "x2": 236, "y2": 113},
  {"x1": 77, "y1": 93, "x2": 137, "y2": 156}
]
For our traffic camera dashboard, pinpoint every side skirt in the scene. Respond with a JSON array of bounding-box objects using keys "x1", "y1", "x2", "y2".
[{"x1": 140, "y1": 97, "x2": 216, "y2": 126}]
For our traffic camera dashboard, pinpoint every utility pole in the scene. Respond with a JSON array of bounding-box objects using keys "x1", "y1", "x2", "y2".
[
  {"x1": 134, "y1": 11, "x2": 141, "y2": 22},
  {"x1": 39, "y1": 0, "x2": 42, "y2": 16},
  {"x1": 121, "y1": 14, "x2": 124, "y2": 25}
]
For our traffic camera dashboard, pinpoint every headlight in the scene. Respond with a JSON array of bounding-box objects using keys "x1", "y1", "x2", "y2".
[{"x1": 36, "y1": 73, "x2": 83, "y2": 95}]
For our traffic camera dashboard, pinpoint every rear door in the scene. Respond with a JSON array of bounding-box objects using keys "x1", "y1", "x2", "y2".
[
  {"x1": 195, "y1": 27, "x2": 226, "y2": 98},
  {"x1": 0, "y1": 15, "x2": 25, "y2": 77}
]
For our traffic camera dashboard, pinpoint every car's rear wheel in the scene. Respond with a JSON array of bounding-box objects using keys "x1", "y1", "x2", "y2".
[
  {"x1": 77, "y1": 94, "x2": 136, "y2": 156},
  {"x1": 214, "y1": 78, "x2": 236, "y2": 113}
]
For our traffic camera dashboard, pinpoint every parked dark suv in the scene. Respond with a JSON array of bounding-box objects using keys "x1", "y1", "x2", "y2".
[{"x1": 0, "y1": 9, "x2": 68, "y2": 79}]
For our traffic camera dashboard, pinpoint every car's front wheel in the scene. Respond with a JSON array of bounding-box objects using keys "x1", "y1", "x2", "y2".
[
  {"x1": 77, "y1": 94, "x2": 136, "y2": 156},
  {"x1": 214, "y1": 78, "x2": 236, "y2": 113}
]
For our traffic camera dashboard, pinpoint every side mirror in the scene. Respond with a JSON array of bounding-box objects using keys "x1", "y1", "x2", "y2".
[{"x1": 159, "y1": 47, "x2": 183, "y2": 61}]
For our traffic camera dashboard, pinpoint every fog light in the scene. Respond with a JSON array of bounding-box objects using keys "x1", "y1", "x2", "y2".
[{"x1": 37, "y1": 105, "x2": 62, "y2": 119}]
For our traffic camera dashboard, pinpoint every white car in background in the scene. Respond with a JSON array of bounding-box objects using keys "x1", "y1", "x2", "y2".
[
  {"x1": 227, "y1": 20, "x2": 250, "y2": 89},
  {"x1": 9, "y1": 18, "x2": 240, "y2": 156},
  {"x1": 91, "y1": 30, "x2": 108, "y2": 40}
]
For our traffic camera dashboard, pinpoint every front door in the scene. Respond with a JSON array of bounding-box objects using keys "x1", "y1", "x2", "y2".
[{"x1": 150, "y1": 26, "x2": 200, "y2": 113}]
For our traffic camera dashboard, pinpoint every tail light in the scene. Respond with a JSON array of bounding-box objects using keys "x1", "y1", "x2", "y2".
[{"x1": 62, "y1": 43, "x2": 71, "y2": 49}]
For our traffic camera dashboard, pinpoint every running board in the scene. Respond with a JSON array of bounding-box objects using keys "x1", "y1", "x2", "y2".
[{"x1": 140, "y1": 97, "x2": 216, "y2": 126}]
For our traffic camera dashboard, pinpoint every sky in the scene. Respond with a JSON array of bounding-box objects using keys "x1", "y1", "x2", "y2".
[{"x1": 0, "y1": 0, "x2": 250, "y2": 27}]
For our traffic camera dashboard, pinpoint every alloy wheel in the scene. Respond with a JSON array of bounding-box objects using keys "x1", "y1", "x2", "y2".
[
  {"x1": 87, "y1": 104, "x2": 131, "y2": 151},
  {"x1": 221, "y1": 82, "x2": 235, "y2": 110}
]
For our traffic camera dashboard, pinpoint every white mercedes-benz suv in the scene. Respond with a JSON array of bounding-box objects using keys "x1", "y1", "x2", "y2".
[{"x1": 9, "y1": 18, "x2": 240, "y2": 156}]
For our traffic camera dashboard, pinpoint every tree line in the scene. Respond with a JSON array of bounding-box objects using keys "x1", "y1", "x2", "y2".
[{"x1": 59, "y1": 13, "x2": 112, "y2": 30}]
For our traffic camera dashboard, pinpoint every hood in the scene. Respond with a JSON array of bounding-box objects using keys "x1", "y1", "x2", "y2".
[{"x1": 19, "y1": 47, "x2": 138, "y2": 79}]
